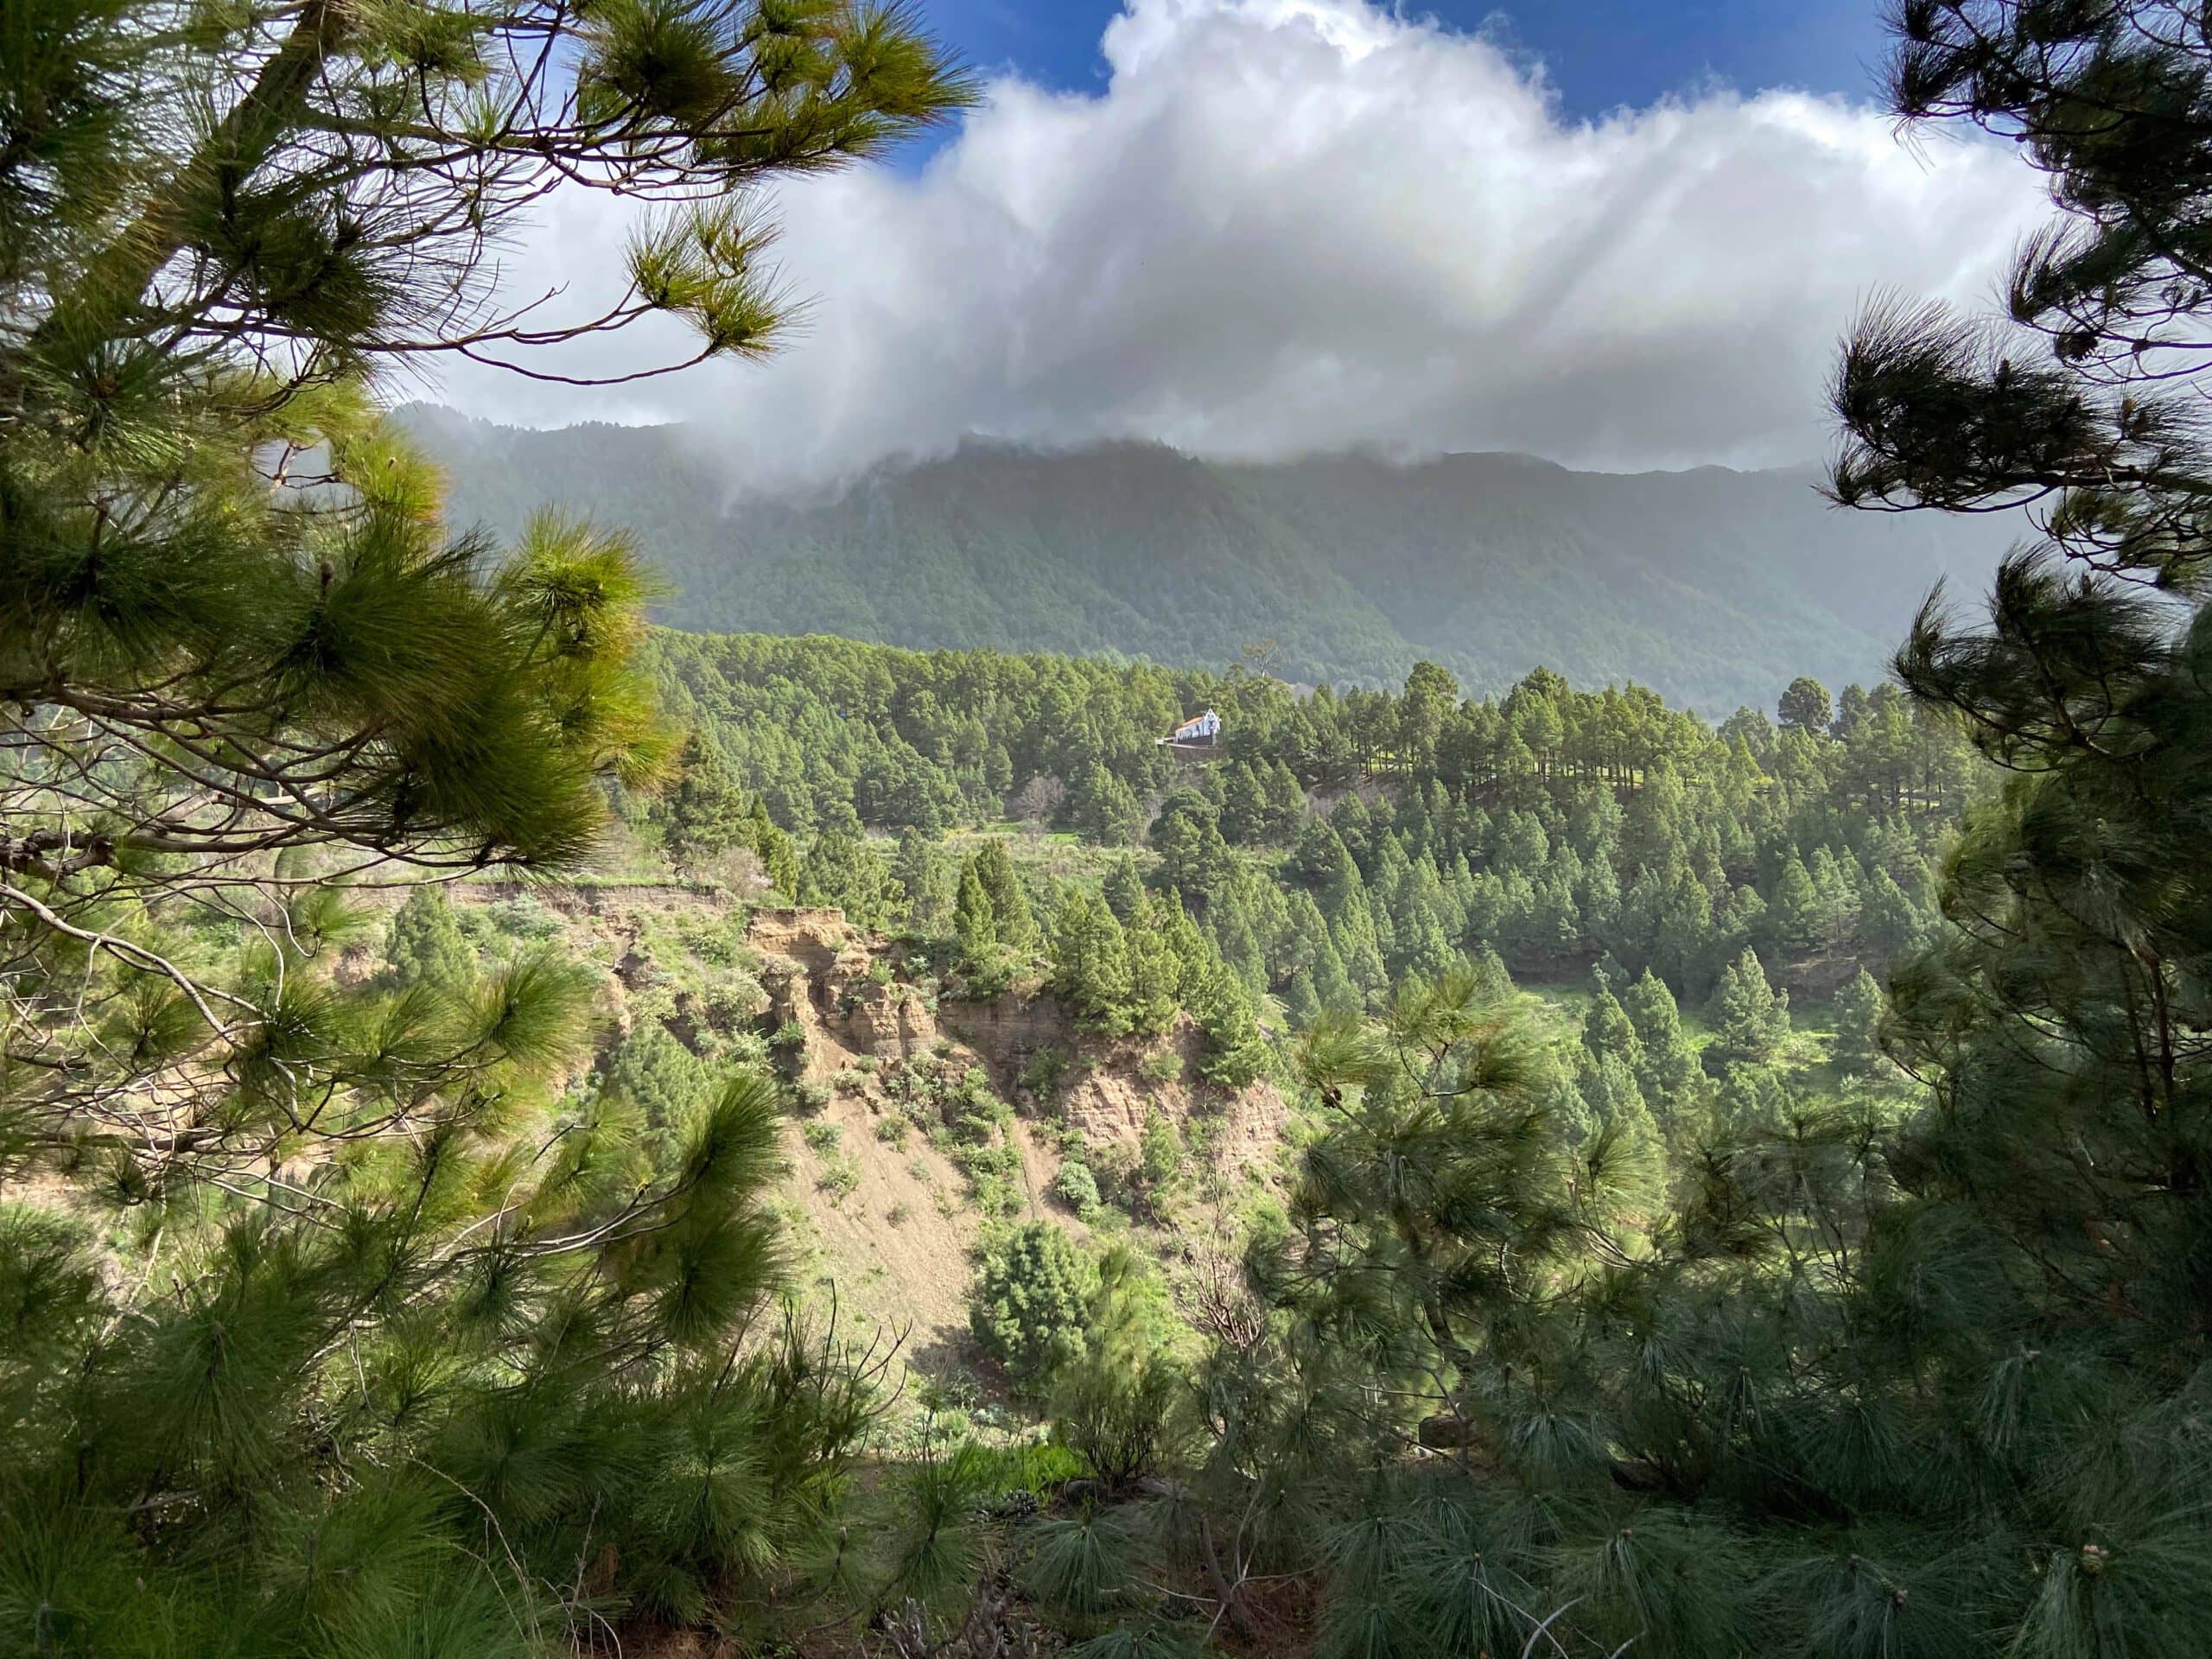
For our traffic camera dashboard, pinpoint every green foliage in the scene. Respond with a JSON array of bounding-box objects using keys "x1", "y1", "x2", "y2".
[
  {"x1": 1052, "y1": 1158, "x2": 1102, "y2": 1217},
  {"x1": 1830, "y1": 967, "x2": 1887, "y2": 1077},
  {"x1": 969, "y1": 1223, "x2": 1097, "y2": 1390},
  {"x1": 431, "y1": 422, "x2": 2014, "y2": 714},
  {"x1": 0, "y1": 1, "x2": 965, "y2": 1644},
  {"x1": 1706, "y1": 946, "x2": 1791, "y2": 1069},
  {"x1": 1046, "y1": 18, "x2": 2212, "y2": 1656},
  {"x1": 956, "y1": 859, "x2": 998, "y2": 965},
  {"x1": 971, "y1": 840, "x2": 1037, "y2": 950},
  {"x1": 385, "y1": 886, "x2": 478, "y2": 994},
  {"x1": 1052, "y1": 890, "x2": 1134, "y2": 1029},
  {"x1": 599, "y1": 1016, "x2": 715, "y2": 1161},
  {"x1": 799, "y1": 829, "x2": 899, "y2": 929},
  {"x1": 1778, "y1": 675, "x2": 1834, "y2": 734},
  {"x1": 1622, "y1": 966, "x2": 1703, "y2": 1127},
  {"x1": 898, "y1": 829, "x2": 957, "y2": 937},
  {"x1": 649, "y1": 632, "x2": 1974, "y2": 1043},
  {"x1": 1048, "y1": 1247, "x2": 1181, "y2": 1495},
  {"x1": 1140, "y1": 1047, "x2": 1185, "y2": 1084}
]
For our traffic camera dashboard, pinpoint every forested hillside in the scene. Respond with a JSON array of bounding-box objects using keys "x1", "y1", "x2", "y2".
[
  {"x1": 648, "y1": 632, "x2": 1961, "y2": 1018},
  {"x1": 17, "y1": 2, "x2": 2212, "y2": 1658},
  {"x1": 405, "y1": 406, "x2": 2018, "y2": 709}
]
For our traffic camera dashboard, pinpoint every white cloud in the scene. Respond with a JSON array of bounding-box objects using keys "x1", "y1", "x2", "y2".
[{"x1": 429, "y1": 0, "x2": 2050, "y2": 486}]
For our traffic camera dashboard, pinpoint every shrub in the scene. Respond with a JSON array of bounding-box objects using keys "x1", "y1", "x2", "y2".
[
  {"x1": 817, "y1": 1156, "x2": 860, "y2": 1200},
  {"x1": 1021, "y1": 1045, "x2": 1071, "y2": 1100},
  {"x1": 1052, "y1": 1159, "x2": 1101, "y2": 1217},
  {"x1": 969, "y1": 1223, "x2": 1097, "y2": 1389},
  {"x1": 791, "y1": 1078, "x2": 832, "y2": 1115},
  {"x1": 1140, "y1": 1048, "x2": 1185, "y2": 1084},
  {"x1": 874, "y1": 1116, "x2": 910, "y2": 1147},
  {"x1": 802, "y1": 1120, "x2": 842, "y2": 1155}
]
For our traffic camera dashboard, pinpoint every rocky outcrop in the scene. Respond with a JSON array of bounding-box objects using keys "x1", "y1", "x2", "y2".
[
  {"x1": 938, "y1": 995, "x2": 1071, "y2": 1090},
  {"x1": 744, "y1": 907, "x2": 1289, "y2": 1175}
]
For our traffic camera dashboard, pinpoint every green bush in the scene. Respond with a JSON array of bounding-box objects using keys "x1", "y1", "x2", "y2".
[
  {"x1": 969, "y1": 1222, "x2": 1097, "y2": 1389},
  {"x1": 802, "y1": 1120, "x2": 842, "y2": 1155},
  {"x1": 1022, "y1": 1045, "x2": 1071, "y2": 1100},
  {"x1": 1052, "y1": 1159, "x2": 1101, "y2": 1216}
]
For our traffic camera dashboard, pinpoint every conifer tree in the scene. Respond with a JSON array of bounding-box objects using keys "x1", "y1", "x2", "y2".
[
  {"x1": 970, "y1": 839, "x2": 1036, "y2": 951},
  {"x1": 1765, "y1": 853, "x2": 1830, "y2": 957},
  {"x1": 1102, "y1": 854, "x2": 1148, "y2": 925},
  {"x1": 1580, "y1": 970, "x2": 1643, "y2": 1071},
  {"x1": 799, "y1": 828, "x2": 898, "y2": 927},
  {"x1": 1830, "y1": 966, "x2": 1887, "y2": 1077},
  {"x1": 1184, "y1": 954, "x2": 1268, "y2": 1087},
  {"x1": 385, "y1": 885, "x2": 477, "y2": 994},
  {"x1": 1621, "y1": 966, "x2": 1702, "y2": 1121},
  {"x1": 1122, "y1": 895, "x2": 1187, "y2": 1035},
  {"x1": 897, "y1": 828, "x2": 956, "y2": 938},
  {"x1": 970, "y1": 1222, "x2": 1096, "y2": 1391},
  {"x1": 0, "y1": 0, "x2": 966, "y2": 1645},
  {"x1": 664, "y1": 732, "x2": 754, "y2": 868},
  {"x1": 1777, "y1": 676, "x2": 1834, "y2": 734},
  {"x1": 955, "y1": 859, "x2": 998, "y2": 964},
  {"x1": 1706, "y1": 946, "x2": 1791, "y2": 1069},
  {"x1": 1051, "y1": 890, "x2": 1132, "y2": 1030}
]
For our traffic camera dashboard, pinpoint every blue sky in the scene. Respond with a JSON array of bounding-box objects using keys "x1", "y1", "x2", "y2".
[{"x1": 924, "y1": 0, "x2": 1891, "y2": 119}]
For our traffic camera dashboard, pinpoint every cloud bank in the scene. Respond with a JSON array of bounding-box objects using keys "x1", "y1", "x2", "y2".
[{"x1": 430, "y1": 0, "x2": 2050, "y2": 486}]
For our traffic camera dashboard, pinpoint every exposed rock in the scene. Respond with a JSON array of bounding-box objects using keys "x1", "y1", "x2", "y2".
[{"x1": 938, "y1": 995, "x2": 1071, "y2": 1091}]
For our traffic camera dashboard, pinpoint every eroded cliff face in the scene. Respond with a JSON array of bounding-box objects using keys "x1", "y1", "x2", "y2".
[
  {"x1": 745, "y1": 907, "x2": 1287, "y2": 1176},
  {"x1": 391, "y1": 893, "x2": 1288, "y2": 1376}
]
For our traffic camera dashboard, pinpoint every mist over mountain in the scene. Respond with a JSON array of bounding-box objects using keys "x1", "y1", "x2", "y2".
[{"x1": 402, "y1": 405, "x2": 2018, "y2": 712}]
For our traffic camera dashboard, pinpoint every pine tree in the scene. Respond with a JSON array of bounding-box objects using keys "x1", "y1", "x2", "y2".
[
  {"x1": 1102, "y1": 854, "x2": 1148, "y2": 924},
  {"x1": 897, "y1": 828, "x2": 956, "y2": 938},
  {"x1": 1777, "y1": 676, "x2": 1834, "y2": 734},
  {"x1": 799, "y1": 829, "x2": 897, "y2": 928},
  {"x1": 664, "y1": 732, "x2": 754, "y2": 868},
  {"x1": 1185, "y1": 953, "x2": 1267, "y2": 1087},
  {"x1": 1122, "y1": 893, "x2": 1187, "y2": 1035},
  {"x1": 1765, "y1": 853, "x2": 1829, "y2": 957},
  {"x1": 1622, "y1": 967, "x2": 1703, "y2": 1127},
  {"x1": 955, "y1": 860, "x2": 998, "y2": 963},
  {"x1": 1830, "y1": 966, "x2": 1887, "y2": 1077},
  {"x1": 1580, "y1": 971, "x2": 1643, "y2": 1071},
  {"x1": 1072, "y1": 764, "x2": 1147, "y2": 846},
  {"x1": 1220, "y1": 760, "x2": 1268, "y2": 846},
  {"x1": 1051, "y1": 890, "x2": 1132, "y2": 1030},
  {"x1": 385, "y1": 886, "x2": 477, "y2": 994},
  {"x1": 970, "y1": 1223, "x2": 1096, "y2": 1391},
  {"x1": 1706, "y1": 946, "x2": 1790, "y2": 1069},
  {"x1": 970, "y1": 839, "x2": 1036, "y2": 950},
  {"x1": 0, "y1": 2, "x2": 966, "y2": 1645}
]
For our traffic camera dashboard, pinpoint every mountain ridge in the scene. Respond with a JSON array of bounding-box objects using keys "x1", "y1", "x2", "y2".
[{"x1": 398, "y1": 405, "x2": 2018, "y2": 711}]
